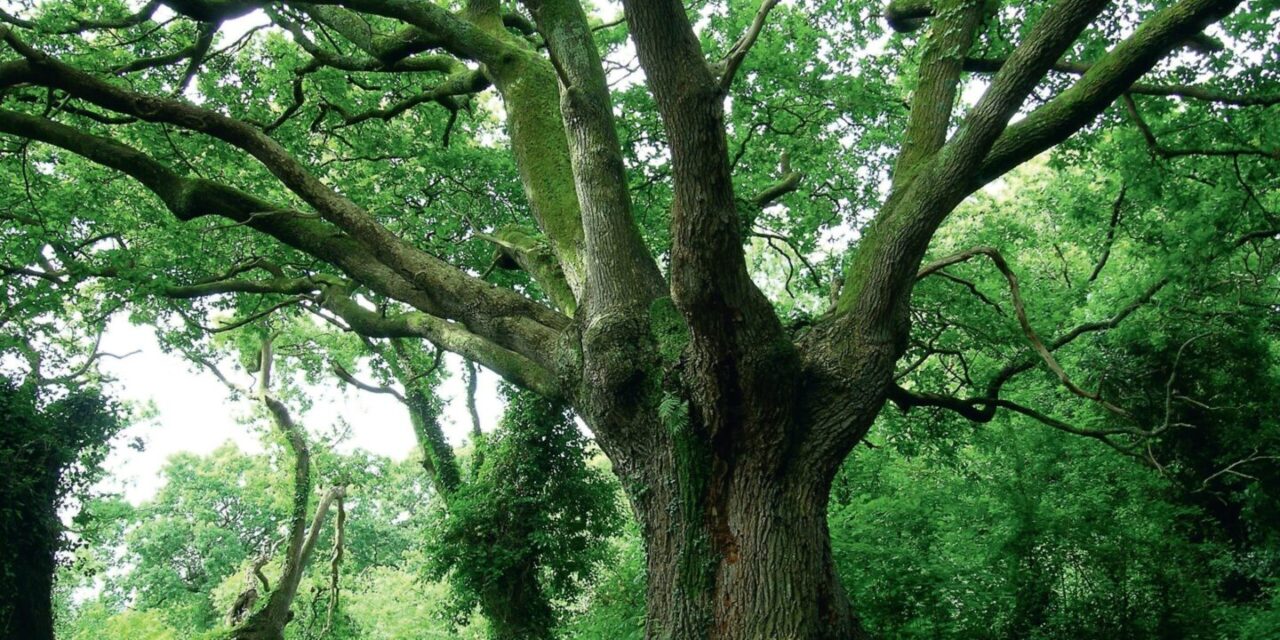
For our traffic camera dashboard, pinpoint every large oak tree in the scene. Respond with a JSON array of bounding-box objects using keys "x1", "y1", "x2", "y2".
[{"x1": 1, "y1": 0, "x2": 1277, "y2": 637}]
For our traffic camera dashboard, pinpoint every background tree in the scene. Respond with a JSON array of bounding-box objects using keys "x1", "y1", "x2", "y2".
[
  {"x1": 56, "y1": 437, "x2": 471, "y2": 640},
  {"x1": 427, "y1": 386, "x2": 621, "y2": 640},
  {"x1": 292, "y1": 318, "x2": 623, "y2": 638},
  {"x1": 0, "y1": 378, "x2": 123, "y2": 640},
  {"x1": 1, "y1": 0, "x2": 1277, "y2": 637}
]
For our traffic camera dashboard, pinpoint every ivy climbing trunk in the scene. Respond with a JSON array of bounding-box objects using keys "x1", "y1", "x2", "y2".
[{"x1": 0, "y1": 457, "x2": 58, "y2": 640}]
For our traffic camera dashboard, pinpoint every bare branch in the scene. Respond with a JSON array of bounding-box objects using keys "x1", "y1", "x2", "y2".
[
  {"x1": 1088, "y1": 185, "x2": 1126, "y2": 283},
  {"x1": 1199, "y1": 449, "x2": 1280, "y2": 490},
  {"x1": 1125, "y1": 94, "x2": 1279, "y2": 160}
]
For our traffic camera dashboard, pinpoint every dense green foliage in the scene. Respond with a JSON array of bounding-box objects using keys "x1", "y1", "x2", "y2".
[{"x1": 55, "y1": 440, "x2": 477, "y2": 640}]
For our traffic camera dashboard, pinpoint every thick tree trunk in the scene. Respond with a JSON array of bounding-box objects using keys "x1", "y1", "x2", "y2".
[
  {"x1": 480, "y1": 565, "x2": 555, "y2": 640},
  {"x1": 1, "y1": 426, "x2": 60, "y2": 640},
  {"x1": 2, "y1": 491, "x2": 56, "y2": 640},
  {"x1": 574, "y1": 301, "x2": 891, "y2": 639},
  {"x1": 632, "y1": 444, "x2": 867, "y2": 640}
]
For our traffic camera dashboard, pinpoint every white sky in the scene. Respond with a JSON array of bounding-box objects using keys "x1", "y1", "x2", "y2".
[{"x1": 95, "y1": 318, "x2": 503, "y2": 505}]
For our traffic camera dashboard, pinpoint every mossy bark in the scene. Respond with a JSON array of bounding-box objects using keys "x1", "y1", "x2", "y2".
[{"x1": 566, "y1": 299, "x2": 884, "y2": 639}]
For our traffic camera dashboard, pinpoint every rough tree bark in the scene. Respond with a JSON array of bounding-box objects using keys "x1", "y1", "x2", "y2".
[{"x1": 0, "y1": 0, "x2": 1255, "y2": 637}]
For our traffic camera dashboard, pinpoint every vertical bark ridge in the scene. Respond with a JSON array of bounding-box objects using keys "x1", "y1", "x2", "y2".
[{"x1": 523, "y1": 0, "x2": 666, "y2": 316}]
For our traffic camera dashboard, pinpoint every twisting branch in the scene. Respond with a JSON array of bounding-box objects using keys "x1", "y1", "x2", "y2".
[
  {"x1": 887, "y1": 384, "x2": 1143, "y2": 460},
  {"x1": 751, "y1": 229, "x2": 824, "y2": 292},
  {"x1": 207, "y1": 296, "x2": 312, "y2": 334},
  {"x1": 931, "y1": 270, "x2": 1005, "y2": 314},
  {"x1": 463, "y1": 359, "x2": 482, "y2": 440},
  {"x1": 322, "y1": 493, "x2": 346, "y2": 636},
  {"x1": 174, "y1": 21, "x2": 219, "y2": 94},
  {"x1": 883, "y1": 0, "x2": 933, "y2": 32},
  {"x1": 322, "y1": 70, "x2": 487, "y2": 127},
  {"x1": 897, "y1": 226, "x2": 1279, "y2": 457},
  {"x1": 1198, "y1": 449, "x2": 1280, "y2": 491},
  {"x1": 219, "y1": 333, "x2": 347, "y2": 640},
  {"x1": 0, "y1": 28, "x2": 571, "y2": 363},
  {"x1": 1157, "y1": 333, "x2": 1207, "y2": 436},
  {"x1": 28, "y1": 328, "x2": 142, "y2": 386},
  {"x1": 0, "y1": 1, "x2": 162, "y2": 34},
  {"x1": 918, "y1": 246, "x2": 1132, "y2": 418},
  {"x1": 332, "y1": 362, "x2": 407, "y2": 404},
  {"x1": 110, "y1": 21, "x2": 217, "y2": 78},
  {"x1": 750, "y1": 151, "x2": 803, "y2": 209}
]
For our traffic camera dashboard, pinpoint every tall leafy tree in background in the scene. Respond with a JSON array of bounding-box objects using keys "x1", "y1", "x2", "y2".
[
  {"x1": 275, "y1": 318, "x2": 623, "y2": 639},
  {"x1": 0, "y1": 0, "x2": 1277, "y2": 637},
  {"x1": 428, "y1": 386, "x2": 620, "y2": 640},
  {"x1": 58, "y1": 438, "x2": 465, "y2": 640}
]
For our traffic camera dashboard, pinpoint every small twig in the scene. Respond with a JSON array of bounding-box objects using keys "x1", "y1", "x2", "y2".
[
  {"x1": 1199, "y1": 449, "x2": 1280, "y2": 491},
  {"x1": 209, "y1": 296, "x2": 310, "y2": 334},
  {"x1": 1088, "y1": 184, "x2": 1126, "y2": 283}
]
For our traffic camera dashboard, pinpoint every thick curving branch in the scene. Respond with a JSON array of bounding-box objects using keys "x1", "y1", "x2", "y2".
[
  {"x1": 897, "y1": 227, "x2": 1278, "y2": 452},
  {"x1": 890, "y1": 0, "x2": 986, "y2": 188},
  {"x1": 941, "y1": 0, "x2": 1110, "y2": 179},
  {"x1": 289, "y1": 1, "x2": 591, "y2": 303},
  {"x1": 0, "y1": 37, "x2": 569, "y2": 363},
  {"x1": 0, "y1": 108, "x2": 564, "y2": 381},
  {"x1": 884, "y1": 0, "x2": 934, "y2": 32},
  {"x1": 831, "y1": 0, "x2": 1243, "y2": 357},
  {"x1": 0, "y1": 1, "x2": 162, "y2": 34},
  {"x1": 165, "y1": 268, "x2": 560, "y2": 396},
  {"x1": 522, "y1": 0, "x2": 665, "y2": 315},
  {"x1": 718, "y1": 0, "x2": 782, "y2": 92},
  {"x1": 977, "y1": 0, "x2": 1246, "y2": 185}
]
